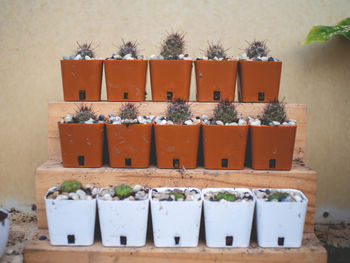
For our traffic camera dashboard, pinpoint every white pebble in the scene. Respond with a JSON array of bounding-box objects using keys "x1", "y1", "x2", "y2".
[
  {"x1": 216, "y1": 120, "x2": 224, "y2": 125},
  {"x1": 238, "y1": 118, "x2": 247, "y2": 125},
  {"x1": 150, "y1": 54, "x2": 157, "y2": 60},
  {"x1": 184, "y1": 120, "x2": 193, "y2": 125},
  {"x1": 123, "y1": 54, "x2": 132, "y2": 59},
  {"x1": 103, "y1": 193, "x2": 113, "y2": 201},
  {"x1": 160, "y1": 119, "x2": 167, "y2": 125},
  {"x1": 74, "y1": 54, "x2": 82, "y2": 60},
  {"x1": 85, "y1": 56, "x2": 91, "y2": 60},
  {"x1": 271, "y1": 121, "x2": 281, "y2": 126},
  {"x1": 201, "y1": 114, "x2": 208, "y2": 120},
  {"x1": 64, "y1": 114, "x2": 72, "y2": 123},
  {"x1": 179, "y1": 54, "x2": 184, "y2": 59},
  {"x1": 167, "y1": 120, "x2": 174, "y2": 125}
]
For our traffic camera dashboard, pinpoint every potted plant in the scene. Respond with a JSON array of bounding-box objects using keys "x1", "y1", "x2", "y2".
[
  {"x1": 61, "y1": 42, "x2": 103, "y2": 101},
  {"x1": 45, "y1": 181, "x2": 98, "y2": 246},
  {"x1": 154, "y1": 99, "x2": 200, "y2": 168},
  {"x1": 202, "y1": 101, "x2": 248, "y2": 169},
  {"x1": 106, "y1": 103, "x2": 153, "y2": 168},
  {"x1": 195, "y1": 42, "x2": 238, "y2": 102},
  {"x1": 58, "y1": 105, "x2": 105, "y2": 167},
  {"x1": 150, "y1": 187, "x2": 202, "y2": 247},
  {"x1": 149, "y1": 32, "x2": 193, "y2": 101},
  {"x1": 249, "y1": 101, "x2": 296, "y2": 170},
  {"x1": 238, "y1": 40, "x2": 282, "y2": 102},
  {"x1": 253, "y1": 188, "x2": 308, "y2": 248},
  {"x1": 98, "y1": 184, "x2": 149, "y2": 247},
  {"x1": 202, "y1": 188, "x2": 255, "y2": 247},
  {"x1": 0, "y1": 209, "x2": 9, "y2": 258},
  {"x1": 105, "y1": 40, "x2": 148, "y2": 101}
]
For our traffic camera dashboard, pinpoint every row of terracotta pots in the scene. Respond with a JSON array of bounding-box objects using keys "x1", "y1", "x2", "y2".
[
  {"x1": 61, "y1": 59, "x2": 282, "y2": 102},
  {"x1": 58, "y1": 122, "x2": 296, "y2": 170}
]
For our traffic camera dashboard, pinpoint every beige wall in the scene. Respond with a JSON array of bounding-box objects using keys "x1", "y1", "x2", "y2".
[{"x1": 0, "y1": 0, "x2": 349, "y2": 221}]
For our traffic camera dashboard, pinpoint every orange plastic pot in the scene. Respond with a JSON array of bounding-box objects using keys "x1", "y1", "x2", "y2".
[
  {"x1": 150, "y1": 60, "x2": 192, "y2": 101},
  {"x1": 105, "y1": 60, "x2": 148, "y2": 101},
  {"x1": 58, "y1": 123, "x2": 105, "y2": 167},
  {"x1": 238, "y1": 61, "x2": 282, "y2": 102},
  {"x1": 106, "y1": 123, "x2": 152, "y2": 168},
  {"x1": 250, "y1": 125, "x2": 296, "y2": 170},
  {"x1": 61, "y1": 60, "x2": 103, "y2": 101},
  {"x1": 154, "y1": 124, "x2": 200, "y2": 169},
  {"x1": 202, "y1": 125, "x2": 248, "y2": 169},
  {"x1": 195, "y1": 60, "x2": 238, "y2": 102}
]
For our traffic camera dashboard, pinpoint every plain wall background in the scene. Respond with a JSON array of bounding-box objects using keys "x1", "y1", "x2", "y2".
[{"x1": 0, "y1": 0, "x2": 349, "y2": 222}]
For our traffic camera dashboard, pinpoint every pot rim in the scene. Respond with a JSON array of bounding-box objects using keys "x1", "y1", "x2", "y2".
[
  {"x1": 238, "y1": 60, "x2": 282, "y2": 64},
  {"x1": 252, "y1": 188, "x2": 308, "y2": 203}
]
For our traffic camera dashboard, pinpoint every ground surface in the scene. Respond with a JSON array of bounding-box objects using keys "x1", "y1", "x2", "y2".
[{"x1": 0, "y1": 210, "x2": 349, "y2": 263}]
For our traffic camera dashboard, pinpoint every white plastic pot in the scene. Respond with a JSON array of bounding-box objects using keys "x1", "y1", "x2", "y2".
[
  {"x1": 202, "y1": 188, "x2": 255, "y2": 247},
  {"x1": 45, "y1": 188, "x2": 97, "y2": 246},
  {"x1": 0, "y1": 208, "x2": 10, "y2": 258},
  {"x1": 253, "y1": 188, "x2": 308, "y2": 248},
  {"x1": 150, "y1": 187, "x2": 202, "y2": 247},
  {"x1": 98, "y1": 194, "x2": 149, "y2": 247}
]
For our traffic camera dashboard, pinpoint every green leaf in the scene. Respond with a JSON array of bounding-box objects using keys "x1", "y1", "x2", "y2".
[
  {"x1": 337, "y1": 17, "x2": 350, "y2": 26},
  {"x1": 114, "y1": 184, "x2": 133, "y2": 197},
  {"x1": 215, "y1": 192, "x2": 237, "y2": 202}
]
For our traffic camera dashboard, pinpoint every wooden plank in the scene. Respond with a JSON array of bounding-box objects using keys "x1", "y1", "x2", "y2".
[
  {"x1": 24, "y1": 230, "x2": 326, "y2": 263},
  {"x1": 35, "y1": 160, "x2": 316, "y2": 232},
  {"x1": 48, "y1": 102, "x2": 307, "y2": 162}
]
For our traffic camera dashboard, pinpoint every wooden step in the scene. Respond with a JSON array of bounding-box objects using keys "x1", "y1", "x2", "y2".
[{"x1": 24, "y1": 230, "x2": 326, "y2": 263}]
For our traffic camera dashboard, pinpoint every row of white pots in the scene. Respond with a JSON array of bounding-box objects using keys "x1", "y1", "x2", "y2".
[
  {"x1": 0, "y1": 208, "x2": 10, "y2": 259},
  {"x1": 45, "y1": 187, "x2": 308, "y2": 248}
]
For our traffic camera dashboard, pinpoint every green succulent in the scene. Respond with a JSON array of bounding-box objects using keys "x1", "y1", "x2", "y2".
[
  {"x1": 206, "y1": 42, "x2": 228, "y2": 59},
  {"x1": 169, "y1": 191, "x2": 185, "y2": 201},
  {"x1": 119, "y1": 103, "x2": 138, "y2": 120},
  {"x1": 215, "y1": 192, "x2": 237, "y2": 201},
  {"x1": 73, "y1": 104, "x2": 96, "y2": 123},
  {"x1": 60, "y1": 180, "x2": 82, "y2": 193},
  {"x1": 114, "y1": 184, "x2": 133, "y2": 198},
  {"x1": 166, "y1": 99, "x2": 192, "y2": 124},
  {"x1": 261, "y1": 100, "x2": 287, "y2": 125},
  {"x1": 118, "y1": 40, "x2": 138, "y2": 58},
  {"x1": 76, "y1": 42, "x2": 95, "y2": 58},
  {"x1": 268, "y1": 192, "x2": 289, "y2": 201},
  {"x1": 160, "y1": 31, "x2": 185, "y2": 57},
  {"x1": 245, "y1": 40, "x2": 269, "y2": 59},
  {"x1": 213, "y1": 100, "x2": 238, "y2": 124}
]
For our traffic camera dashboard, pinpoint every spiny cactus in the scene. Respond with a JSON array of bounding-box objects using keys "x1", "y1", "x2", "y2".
[
  {"x1": 73, "y1": 104, "x2": 96, "y2": 123},
  {"x1": 60, "y1": 180, "x2": 82, "y2": 193},
  {"x1": 76, "y1": 42, "x2": 95, "y2": 58},
  {"x1": 215, "y1": 192, "x2": 237, "y2": 201},
  {"x1": 245, "y1": 40, "x2": 269, "y2": 59},
  {"x1": 213, "y1": 100, "x2": 238, "y2": 124},
  {"x1": 268, "y1": 192, "x2": 289, "y2": 201},
  {"x1": 206, "y1": 42, "x2": 228, "y2": 59},
  {"x1": 118, "y1": 40, "x2": 138, "y2": 58},
  {"x1": 261, "y1": 101, "x2": 287, "y2": 125},
  {"x1": 119, "y1": 103, "x2": 138, "y2": 120},
  {"x1": 160, "y1": 32, "x2": 185, "y2": 58},
  {"x1": 114, "y1": 184, "x2": 133, "y2": 198},
  {"x1": 166, "y1": 99, "x2": 192, "y2": 124}
]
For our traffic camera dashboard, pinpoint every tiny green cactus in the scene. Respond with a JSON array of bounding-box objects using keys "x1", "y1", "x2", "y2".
[
  {"x1": 213, "y1": 100, "x2": 238, "y2": 124},
  {"x1": 114, "y1": 184, "x2": 133, "y2": 198},
  {"x1": 60, "y1": 180, "x2": 82, "y2": 193},
  {"x1": 245, "y1": 40, "x2": 269, "y2": 59},
  {"x1": 261, "y1": 101, "x2": 287, "y2": 125},
  {"x1": 73, "y1": 104, "x2": 96, "y2": 123},
  {"x1": 119, "y1": 103, "x2": 138, "y2": 120},
  {"x1": 169, "y1": 191, "x2": 185, "y2": 200},
  {"x1": 215, "y1": 192, "x2": 237, "y2": 201},
  {"x1": 268, "y1": 192, "x2": 289, "y2": 201},
  {"x1": 76, "y1": 42, "x2": 95, "y2": 58},
  {"x1": 166, "y1": 99, "x2": 192, "y2": 124},
  {"x1": 118, "y1": 40, "x2": 138, "y2": 58},
  {"x1": 206, "y1": 42, "x2": 228, "y2": 59},
  {"x1": 160, "y1": 32, "x2": 185, "y2": 58}
]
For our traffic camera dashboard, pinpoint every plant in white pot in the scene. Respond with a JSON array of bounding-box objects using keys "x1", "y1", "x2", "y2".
[{"x1": 0, "y1": 209, "x2": 9, "y2": 258}]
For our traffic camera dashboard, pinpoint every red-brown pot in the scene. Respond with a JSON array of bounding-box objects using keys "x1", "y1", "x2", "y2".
[
  {"x1": 150, "y1": 60, "x2": 192, "y2": 101},
  {"x1": 238, "y1": 61, "x2": 282, "y2": 102},
  {"x1": 250, "y1": 125, "x2": 296, "y2": 170},
  {"x1": 61, "y1": 60, "x2": 103, "y2": 101},
  {"x1": 58, "y1": 123, "x2": 105, "y2": 167},
  {"x1": 105, "y1": 60, "x2": 148, "y2": 101},
  {"x1": 106, "y1": 123, "x2": 152, "y2": 168},
  {"x1": 202, "y1": 125, "x2": 248, "y2": 169},
  {"x1": 195, "y1": 60, "x2": 238, "y2": 102},
  {"x1": 154, "y1": 124, "x2": 200, "y2": 168}
]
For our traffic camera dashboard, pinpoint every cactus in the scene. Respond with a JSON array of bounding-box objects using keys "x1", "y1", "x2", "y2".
[
  {"x1": 268, "y1": 192, "x2": 289, "y2": 201},
  {"x1": 73, "y1": 104, "x2": 96, "y2": 123},
  {"x1": 261, "y1": 101, "x2": 286, "y2": 125},
  {"x1": 119, "y1": 103, "x2": 138, "y2": 120},
  {"x1": 245, "y1": 40, "x2": 269, "y2": 59},
  {"x1": 76, "y1": 42, "x2": 95, "y2": 58},
  {"x1": 118, "y1": 40, "x2": 138, "y2": 58},
  {"x1": 114, "y1": 184, "x2": 133, "y2": 198},
  {"x1": 160, "y1": 32, "x2": 185, "y2": 58},
  {"x1": 169, "y1": 190, "x2": 185, "y2": 201},
  {"x1": 60, "y1": 180, "x2": 82, "y2": 193},
  {"x1": 166, "y1": 99, "x2": 192, "y2": 124},
  {"x1": 213, "y1": 100, "x2": 238, "y2": 124},
  {"x1": 206, "y1": 42, "x2": 228, "y2": 59},
  {"x1": 215, "y1": 192, "x2": 237, "y2": 201}
]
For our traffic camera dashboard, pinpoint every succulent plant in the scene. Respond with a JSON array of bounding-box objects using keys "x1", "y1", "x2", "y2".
[
  {"x1": 213, "y1": 100, "x2": 238, "y2": 124},
  {"x1": 114, "y1": 184, "x2": 133, "y2": 198},
  {"x1": 76, "y1": 42, "x2": 95, "y2": 58},
  {"x1": 166, "y1": 99, "x2": 192, "y2": 124},
  {"x1": 119, "y1": 103, "x2": 138, "y2": 120},
  {"x1": 268, "y1": 192, "x2": 289, "y2": 201},
  {"x1": 169, "y1": 190, "x2": 185, "y2": 201},
  {"x1": 73, "y1": 104, "x2": 96, "y2": 123},
  {"x1": 60, "y1": 180, "x2": 82, "y2": 193},
  {"x1": 215, "y1": 192, "x2": 237, "y2": 201},
  {"x1": 160, "y1": 31, "x2": 185, "y2": 58},
  {"x1": 261, "y1": 101, "x2": 287, "y2": 125},
  {"x1": 245, "y1": 40, "x2": 269, "y2": 59},
  {"x1": 206, "y1": 42, "x2": 228, "y2": 59},
  {"x1": 118, "y1": 40, "x2": 138, "y2": 58}
]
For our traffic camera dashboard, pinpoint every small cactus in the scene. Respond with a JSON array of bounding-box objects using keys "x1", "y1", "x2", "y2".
[
  {"x1": 215, "y1": 192, "x2": 237, "y2": 201},
  {"x1": 268, "y1": 192, "x2": 289, "y2": 201},
  {"x1": 213, "y1": 100, "x2": 238, "y2": 124},
  {"x1": 166, "y1": 99, "x2": 192, "y2": 124},
  {"x1": 119, "y1": 103, "x2": 138, "y2": 120},
  {"x1": 160, "y1": 32, "x2": 185, "y2": 58},
  {"x1": 73, "y1": 104, "x2": 96, "y2": 123},
  {"x1": 206, "y1": 42, "x2": 228, "y2": 59},
  {"x1": 114, "y1": 184, "x2": 133, "y2": 198},
  {"x1": 261, "y1": 101, "x2": 286, "y2": 125},
  {"x1": 169, "y1": 190, "x2": 185, "y2": 201},
  {"x1": 245, "y1": 40, "x2": 269, "y2": 59},
  {"x1": 76, "y1": 42, "x2": 95, "y2": 58},
  {"x1": 60, "y1": 180, "x2": 82, "y2": 193},
  {"x1": 118, "y1": 40, "x2": 138, "y2": 58}
]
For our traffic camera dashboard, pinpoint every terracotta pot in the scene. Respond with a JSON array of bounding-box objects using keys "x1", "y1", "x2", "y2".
[
  {"x1": 250, "y1": 125, "x2": 296, "y2": 170},
  {"x1": 105, "y1": 60, "x2": 148, "y2": 101},
  {"x1": 61, "y1": 60, "x2": 103, "y2": 101},
  {"x1": 154, "y1": 124, "x2": 200, "y2": 169},
  {"x1": 106, "y1": 123, "x2": 152, "y2": 168},
  {"x1": 238, "y1": 61, "x2": 282, "y2": 102},
  {"x1": 202, "y1": 125, "x2": 248, "y2": 169},
  {"x1": 58, "y1": 123, "x2": 104, "y2": 167},
  {"x1": 195, "y1": 60, "x2": 238, "y2": 102},
  {"x1": 150, "y1": 60, "x2": 192, "y2": 101}
]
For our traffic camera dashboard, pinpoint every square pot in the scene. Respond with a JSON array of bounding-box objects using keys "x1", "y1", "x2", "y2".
[
  {"x1": 0, "y1": 209, "x2": 9, "y2": 257},
  {"x1": 253, "y1": 189, "x2": 308, "y2": 248},
  {"x1": 202, "y1": 125, "x2": 248, "y2": 169},
  {"x1": 105, "y1": 60, "x2": 148, "y2": 101},
  {"x1": 202, "y1": 188, "x2": 255, "y2": 247},
  {"x1": 195, "y1": 60, "x2": 238, "y2": 102},
  {"x1": 150, "y1": 187, "x2": 202, "y2": 247},
  {"x1": 97, "y1": 193, "x2": 149, "y2": 247},
  {"x1": 58, "y1": 123, "x2": 105, "y2": 167},
  {"x1": 250, "y1": 125, "x2": 296, "y2": 170},
  {"x1": 238, "y1": 61, "x2": 282, "y2": 102},
  {"x1": 61, "y1": 60, "x2": 103, "y2": 101},
  {"x1": 150, "y1": 60, "x2": 192, "y2": 101},
  {"x1": 154, "y1": 124, "x2": 200, "y2": 169},
  {"x1": 106, "y1": 123, "x2": 152, "y2": 168}
]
